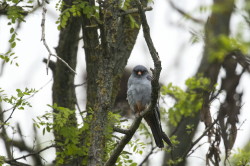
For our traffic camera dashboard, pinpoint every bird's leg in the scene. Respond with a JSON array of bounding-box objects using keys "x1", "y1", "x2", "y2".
[
  {"x1": 135, "y1": 102, "x2": 141, "y2": 117},
  {"x1": 135, "y1": 112, "x2": 140, "y2": 118}
]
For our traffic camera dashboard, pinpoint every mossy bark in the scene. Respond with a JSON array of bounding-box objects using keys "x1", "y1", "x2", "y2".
[
  {"x1": 52, "y1": 0, "x2": 82, "y2": 163},
  {"x1": 81, "y1": 0, "x2": 144, "y2": 165}
]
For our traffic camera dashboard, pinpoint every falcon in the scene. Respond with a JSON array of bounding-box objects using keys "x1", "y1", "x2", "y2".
[{"x1": 127, "y1": 65, "x2": 172, "y2": 148}]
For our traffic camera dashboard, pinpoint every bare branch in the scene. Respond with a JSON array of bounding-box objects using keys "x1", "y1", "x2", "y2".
[
  {"x1": 118, "y1": 6, "x2": 153, "y2": 16},
  {"x1": 168, "y1": 0, "x2": 205, "y2": 24},
  {"x1": 113, "y1": 126, "x2": 130, "y2": 135},
  {"x1": 138, "y1": 146, "x2": 157, "y2": 166},
  {"x1": 0, "y1": 98, "x2": 21, "y2": 130},
  {"x1": 136, "y1": 0, "x2": 161, "y2": 107},
  {"x1": 41, "y1": 7, "x2": 76, "y2": 75},
  {"x1": 74, "y1": 82, "x2": 86, "y2": 88},
  {"x1": 4, "y1": 160, "x2": 31, "y2": 166},
  {"x1": 4, "y1": 144, "x2": 55, "y2": 164},
  {"x1": 229, "y1": 50, "x2": 250, "y2": 72},
  {"x1": 182, "y1": 118, "x2": 219, "y2": 159}
]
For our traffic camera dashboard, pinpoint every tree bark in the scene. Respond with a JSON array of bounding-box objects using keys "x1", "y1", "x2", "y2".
[
  {"x1": 81, "y1": 0, "x2": 145, "y2": 165},
  {"x1": 52, "y1": 0, "x2": 82, "y2": 163}
]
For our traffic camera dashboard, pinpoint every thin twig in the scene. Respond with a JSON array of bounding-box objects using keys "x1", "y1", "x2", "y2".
[
  {"x1": 118, "y1": 6, "x2": 153, "y2": 16},
  {"x1": 41, "y1": 7, "x2": 76, "y2": 75},
  {"x1": 187, "y1": 142, "x2": 207, "y2": 157},
  {"x1": 74, "y1": 82, "x2": 86, "y2": 88},
  {"x1": 138, "y1": 146, "x2": 157, "y2": 166},
  {"x1": 0, "y1": 78, "x2": 52, "y2": 115},
  {"x1": 168, "y1": 0, "x2": 205, "y2": 24},
  {"x1": 182, "y1": 118, "x2": 219, "y2": 159},
  {"x1": 4, "y1": 144, "x2": 55, "y2": 164},
  {"x1": 0, "y1": 98, "x2": 21, "y2": 130}
]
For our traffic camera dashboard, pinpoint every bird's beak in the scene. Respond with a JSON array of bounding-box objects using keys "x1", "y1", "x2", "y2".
[{"x1": 137, "y1": 71, "x2": 142, "y2": 75}]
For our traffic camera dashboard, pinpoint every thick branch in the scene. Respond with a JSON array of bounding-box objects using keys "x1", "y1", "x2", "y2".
[
  {"x1": 105, "y1": 1, "x2": 163, "y2": 165},
  {"x1": 105, "y1": 108, "x2": 151, "y2": 166},
  {"x1": 113, "y1": 126, "x2": 130, "y2": 135},
  {"x1": 136, "y1": 0, "x2": 161, "y2": 107},
  {"x1": 229, "y1": 50, "x2": 250, "y2": 72}
]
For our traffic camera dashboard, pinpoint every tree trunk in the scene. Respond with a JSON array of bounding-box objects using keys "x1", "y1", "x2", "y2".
[
  {"x1": 81, "y1": 0, "x2": 145, "y2": 165},
  {"x1": 163, "y1": 0, "x2": 235, "y2": 165},
  {"x1": 52, "y1": 0, "x2": 82, "y2": 163}
]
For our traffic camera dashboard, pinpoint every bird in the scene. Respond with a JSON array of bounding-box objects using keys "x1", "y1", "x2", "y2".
[{"x1": 127, "y1": 65, "x2": 172, "y2": 148}]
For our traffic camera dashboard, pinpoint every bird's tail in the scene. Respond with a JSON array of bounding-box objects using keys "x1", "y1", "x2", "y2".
[
  {"x1": 144, "y1": 109, "x2": 164, "y2": 147},
  {"x1": 144, "y1": 107, "x2": 172, "y2": 148}
]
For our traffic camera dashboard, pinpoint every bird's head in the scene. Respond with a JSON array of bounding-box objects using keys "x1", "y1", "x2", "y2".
[{"x1": 132, "y1": 65, "x2": 149, "y2": 78}]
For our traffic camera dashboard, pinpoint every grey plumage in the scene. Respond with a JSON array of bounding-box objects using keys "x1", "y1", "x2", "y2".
[
  {"x1": 127, "y1": 65, "x2": 172, "y2": 148},
  {"x1": 127, "y1": 65, "x2": 151, "y2": 111}
]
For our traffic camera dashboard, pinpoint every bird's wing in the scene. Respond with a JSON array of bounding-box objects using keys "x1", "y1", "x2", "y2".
[{"x1": 146, "y1": 74, "x2": 152, "y2": 81}]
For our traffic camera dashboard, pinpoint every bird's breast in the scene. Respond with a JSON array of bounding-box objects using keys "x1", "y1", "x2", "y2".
[{"x1": 128, "y1": 83, "x2": 151, "y2": 104}]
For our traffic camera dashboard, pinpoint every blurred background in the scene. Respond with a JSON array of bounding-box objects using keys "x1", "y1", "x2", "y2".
[{"x1": 1, "y1": 0, "x2": 250, "y2": 165}]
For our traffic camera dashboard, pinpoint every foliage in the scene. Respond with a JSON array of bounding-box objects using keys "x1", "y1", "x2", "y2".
[
  {"x1": 0, "y1": 88, "x2": 37, "y2": 111},
  {"x1": 6, "y1": 5, "x2": 25, "y2": 24},
  {"x1": 161, "y1": 75, "x2": 210, "y2": 126},
  {"x1": 56, "y1": 0, "x2": 99, "y2": 29},
  {"x1": 167, "y1": 157, "x2": 183, "y2": 166},
  {"x1": 34, "y1": 104, "x2": 87, "y2": 165},
  {"x1": 122, "y1": 0, "x2": 139, "y2": 29},
  {"x1": 128, "y1": 14, "x2": 139, "y2": 29},
  {"x1": 0, "y1": 156, "x2": 5, "y2": 165},
  {"x1": 230, "y1": 142, "x2": 250, "y2": 166},
  {"x1": 0, "y1": 0, "x2": 35, "y2": 65},
  {"x1": 105, "y1": 112, "x2": 122, "y2": 160},
  {"x1": 0, "y1": 51, "x2": 18, "y2": 66},
  {"x1": 209, "y1": 35, "x2": 248, "y2": 62},
  {"x1": 189, "y1": 29, "x2": 204, "y2": 44},
  {"x1": 105, "y1": 112, "x2": 147, "y2": 166},
  {"x1": 116, "y1": 150, "x2": 138, "y2": 166},
  {"x1": 116, "y1": 139, "x2": 145, "y2": 166}
]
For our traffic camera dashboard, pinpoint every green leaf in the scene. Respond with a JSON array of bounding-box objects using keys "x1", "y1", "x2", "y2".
[
  {"x1": 10, "y1": 27, "x2": 15, "y2": 33},
  {"x1": 11, "y1": 42, "x2": 16, "y2": 48}
]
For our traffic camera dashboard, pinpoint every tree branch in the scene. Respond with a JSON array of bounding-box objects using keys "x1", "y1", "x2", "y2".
[
  {"x1": 182, "y1": 118, "x2": 219, "y2": 159},
  {"x1": 0, "y1": 98, "x2": 21, "y2": 130},
  {"x1": 105, "y1": 108, "x2": 152, "y2": 166},
  {"x1": 118, "y1": 6, "x2": 153, "y2": 16},
  {"x1": 229, "y1": 50, "x2": 250, "y2": 72},
  {"x1": 136, "y1": 0, "x2": 162, "y2": 107},
  {"x1": 41, "y1": 7, "x2": 76, "y2": 75},
  {"x1": 138, "y1": 146, "x2": 157, "y2": 166},
  {"x1": 168, "y1": 0, "x2": 205, "y2": 24},
  {"x1": 105, "y1": 1, "x2": 164, "y2": 165},
  {"x1": 113, "y1": 126, "x2": 130, "y2": 135},
  {"x1": 4, "y1": 144, "x2": 55, "y2": 165}
]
